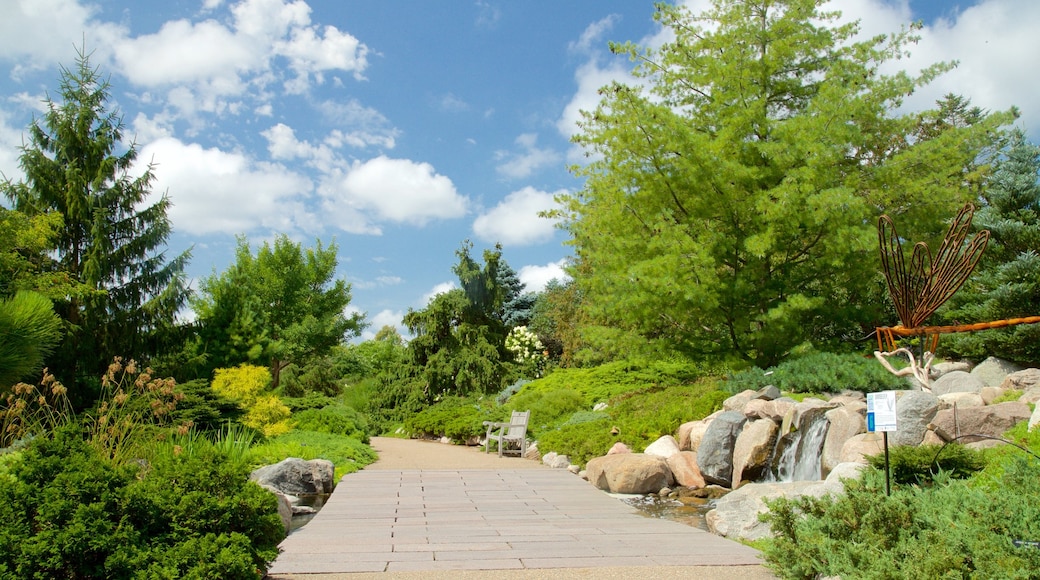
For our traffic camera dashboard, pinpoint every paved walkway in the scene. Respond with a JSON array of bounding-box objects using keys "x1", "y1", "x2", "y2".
[{"x1": 267, "y1": 438, "x2": 775, "y2": 579}]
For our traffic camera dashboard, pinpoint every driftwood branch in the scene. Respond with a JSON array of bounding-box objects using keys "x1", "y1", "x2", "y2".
[{"x1": 874, "y1": 348, "x2": 934, "y2": 392}]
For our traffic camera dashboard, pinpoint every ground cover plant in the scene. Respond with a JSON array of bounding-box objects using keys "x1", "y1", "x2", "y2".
[{"x1": 725, "y1": 351, "x2": 909, "y2": 395}]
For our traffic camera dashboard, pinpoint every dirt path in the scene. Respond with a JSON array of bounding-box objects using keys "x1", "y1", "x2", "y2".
[{"x1": 365, "y1": 437, "x2": 547, "y2": 470}]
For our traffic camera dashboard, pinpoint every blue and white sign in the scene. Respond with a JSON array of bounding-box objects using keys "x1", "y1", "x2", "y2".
[{"x1": 867, "y1": 391, "x2": 898, "y2": 433}]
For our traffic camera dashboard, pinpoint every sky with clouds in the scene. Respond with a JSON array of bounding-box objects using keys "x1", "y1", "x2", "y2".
[{"x1": 1, "y1": 0, "x2": 1038, "y2": 340}]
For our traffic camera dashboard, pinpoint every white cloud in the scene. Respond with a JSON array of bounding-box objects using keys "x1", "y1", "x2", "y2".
[
  {"x1": 421, "y1": 281, "x2": 457, "y2": 306},
  {"x1": 568, "y1": 14, "x2": 619, "y2": 54},
  {"x1": 316, "y1": 99, "x2": 398, "y2": 149},
  {"x1": 494, "y1": 133, "x2": 562, "y2": 179},
  {"x1": 138, "y1": 136, "x2": 314, "y2": 235},
  {"x1": 0, "y1": 108, "x2": 26, "y2": 183},
  {"x1": 358, "y1": 308, "x2": 407, "y2": 341},
  {"x1": 473, "y1": 186, "x2": 562, "y2": 246},
  {"x1": 0, "y1": 0, "x2": 127, "y2": 77},
  {"x1": 518, "y1": 260, "x2": 570, "y2": 293},
  {"x1": 323, "y1": 156, "x2": 469, "y2": 230}
]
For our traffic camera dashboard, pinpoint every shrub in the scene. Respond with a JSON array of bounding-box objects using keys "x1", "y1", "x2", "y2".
[
  {"x1": 519, "y1": 358, "x2": 707, "y2": 405},
  {"x1": 404, "y1": 397, "x2": 495, "y2": 443},
  {"x1": 726, "y1": 351, "x2": 908, "y2": 395},
  {"x1": 170, "y1": 378, "x2": 243, "y2": 433},
  {"x1": 505, "y1": 387, "x2": 586, "y2": 435},
  {"x1": 866, "y1": 443, "x2": 986, "y2": 486},
  {"x1": 212, "y1": 365, "x2": 291, "y2": 437},
  {"x1": 0, "y1": 424, "x2": 284, "y2": 579},
  {"x1": 293, "y1": 405, "x2": 371, "y2": 443},
  {"x1": 762, "y1": 464, "x2": 1040, "y2": 579}
]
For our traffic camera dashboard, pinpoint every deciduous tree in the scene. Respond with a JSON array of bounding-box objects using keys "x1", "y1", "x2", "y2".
[{"x1": 559, "y1": 0, "x2": 1012, "y2": 366}]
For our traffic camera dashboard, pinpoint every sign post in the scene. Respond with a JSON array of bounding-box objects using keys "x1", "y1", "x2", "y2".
[{"x1": 867, "y1": 391, "x2": 898, "y2": 496}]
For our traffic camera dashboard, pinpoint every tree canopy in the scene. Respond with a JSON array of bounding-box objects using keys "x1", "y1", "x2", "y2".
[
  {"x1": 1, "y1": 49, "x2": 191, "y2": 383},
  {"x1": 190, "y1": 235, "x2": 363, "y2": 388},
  {"x1": 558, "y1": 0, "x2": 1013, "y2": 366}
]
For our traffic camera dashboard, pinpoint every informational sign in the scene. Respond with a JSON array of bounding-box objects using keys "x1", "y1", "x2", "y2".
[{"x1": 867, "y1": 391, "x2": 898, "y2": 433}]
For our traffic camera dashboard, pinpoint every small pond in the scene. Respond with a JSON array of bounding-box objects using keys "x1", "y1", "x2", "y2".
[
  {"x1": 618, "y1": 493, "x2": 716, "y2": 530},
  {"x1": 289, "y1": 493, "x2": 328, "y2": 533}
]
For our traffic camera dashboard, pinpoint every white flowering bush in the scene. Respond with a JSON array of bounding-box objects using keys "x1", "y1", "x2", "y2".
[{"x1": 505, "y1": 326, "x2": 544, "y2": 361}]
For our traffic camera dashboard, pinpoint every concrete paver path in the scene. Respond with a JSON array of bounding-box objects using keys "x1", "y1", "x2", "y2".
[{"x1": 267, "y1": 437, "x2": 776, "y2": 579}]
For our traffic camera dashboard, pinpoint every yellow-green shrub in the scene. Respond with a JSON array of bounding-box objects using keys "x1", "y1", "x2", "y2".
[{"x1": 212, "y1": 365, "x2": 291, "y2": 436}]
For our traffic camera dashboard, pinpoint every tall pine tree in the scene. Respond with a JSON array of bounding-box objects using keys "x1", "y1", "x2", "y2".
[{"x1": 1, "y1": 49, "x2": 191, "y2": 385}]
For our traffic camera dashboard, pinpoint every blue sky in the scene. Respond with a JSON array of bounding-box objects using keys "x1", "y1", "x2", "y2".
[{"x1": 1, "y1": 0, "x2": 1038, "y2": 340}]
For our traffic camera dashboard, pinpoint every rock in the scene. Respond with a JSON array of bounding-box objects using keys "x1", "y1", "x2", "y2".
[
  {"x1": 644, "y1": 435, "x2": 681, "y2": 459},
  {"x1": 261, "y1": 486, "x2": 293, "y2": 534},
  {"x1": 723, "y1": 390, "x2": 757, "y2": 412},
  {"x1": 585, "y1": 454, "x2": 674, "y2": 494},
  {"x1": 593, "y1": 402, "x2": 609, "y2": 412},
  {"x1": 822, "y1": 406, "x2": 866, "y2": 477},
  {"x1": 825, "y1": 462, "x2": 866, "y2": 485},
  {"x1": 731, "y1": 418, "x2": 779, "y2": 487},
  {"x1": 548, "y1": 454, "x2": 571, "y2": 469},
  {"x1": 567, "y1": 464, "x2": 581, "y2": 475},
  {"x1": 938, "y1": 392, "x2": 986, "y2": 409},
  {"x1": 666, "y1": 451, "x2": 707, "y2": 488},
  {"x1": 893, "y1": 391, "x2": 939, "y2": 446},
  {"x1": 933, "y1": 360, "x2": 972, "y2": 376},
  {"x1": 970, "y1": 356, "x2": 1023, "y2": 388},
  {"x1": 1021, "y1": 386, "x2": 1040, "y2": 405},
  {"x1": 541, "y1": 451, "x2": 558, "y2": 466},
  {"x1": 931, "y1": 401, "x2": 1032, "y2": 442},
  {"x1": 980, "y1": 386, "x2": 1006, "y2": 405},
  {"x1": 1029, "y1": 405, "x2": 1040, "y2": 432},
  {"x1": 743, "y1": 399, "x2": 793, "y2": 422},
  {"x1": 525, "y1": 442, "x2": 541, "y2": 461},
  {"x1": 1002, "y1": 368, "x2": 1040, "y2": 391},
  {"x1": 607, "y1": 442, "x2": 631, "y2": 455},
  {"x1": 705, "y1": 480, "x2": 822, "y2": 541},
  {"x1": 931, "y1": 371, "x2": 985, "y2": 396},
  {"x1": 250, "y1": 458, "x2": 335, "y2": 495},
  {"x1": 696, "y1": 411, "x2": 748, "y2": 487},
  {"x1": 840, "y1": 432, "x2": 885, "y2": 464},
  {"x1": 756, "y1": 385, "x2": 781, "y2": 401}
]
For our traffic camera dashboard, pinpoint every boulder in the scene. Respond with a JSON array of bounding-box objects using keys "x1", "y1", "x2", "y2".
[
  {"x1": 840, "y1": 432, "x2": 885, "y2": 464},
  {"x1": 743, "y1": 399, "x2": 793, "y2": 422},
  {"x1": 705, "y1": 480, "x2": 826, "y2": 541},
  {"x1": 933, "y1": 360, "x2": 972, "y2": 376},
  {"x1": 644, "y1": 435, "x2": 681, "y2": 459},
  {"x1": 931, "y1": 371, "x2": 985, "y2": 397},
  {"x1": 548, "y1": 454, "x2": 571, "y2": 469},
  {"x1": 696, "y1": 411, "x2": 748, "y2": 487},
  {"x1": 250, "y1": 458, "x2": 335, "y2": 495},
  {"x1": 731, "y1": 419, "x2": 779, "y2": 487},
  {"x1": 938, "y1": 392, "x2": 985, "y2": 409},
  {"x1": 893, "y1": 391, "x2": 939, "y2": 446},
  {"x1": 1021, "y1": 386, "x2": 1040, "y2": 405},
  {"x1": 980, "y1": 386, "x2": 1006, "y2": 405},
  {"x1": 822, "y1": 406, "x2": 866, "y2": 477},
  {"x1": 666, "y1": 451, "x2": 707, "y2": 488},
  {"x1": 1002, "y1": 368, "x2": 1040, "y2": 391},
  {"x1": 756, "y1": 385, "x2": 781, "y2": 401},
  {"x1": 524, "y1": 442, "x2": 541, "y2": 461},
  {"x1": 585, "y1": 453, "x2": 674, "y2": 494},
  {"x1": 607, "y1": 442, "x2": 631, "y2": 455},
  {"x1": 971, "y1": 356, "x2": 1023, "y2": 388},
  {"x1": 723, "y1": 390, "x2": 757, "y2": 412},
  {"x1": 931, "y1": 401, "x2": 1032, "y2": 442},
  {"x1": 678, "y1": 419, "x2": 712, "y2": 451}
]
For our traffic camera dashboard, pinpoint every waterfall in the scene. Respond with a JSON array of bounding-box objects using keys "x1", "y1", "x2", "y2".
[{"x1": 766, "y1": 410, "x2": 830, "y2": 482}]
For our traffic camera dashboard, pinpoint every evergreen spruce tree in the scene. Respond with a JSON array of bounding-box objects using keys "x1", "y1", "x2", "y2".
[
  {"x1": 941, "y1": 128, "x2": 1040, "y2": 363},
  {"x1": 1, "y1": 49, "x2": 191, "y2": 384}
]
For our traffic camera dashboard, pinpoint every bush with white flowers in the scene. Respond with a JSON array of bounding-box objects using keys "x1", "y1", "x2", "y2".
[{"x1": 505, "y1": 326, "x2": 544, "y2": 364}]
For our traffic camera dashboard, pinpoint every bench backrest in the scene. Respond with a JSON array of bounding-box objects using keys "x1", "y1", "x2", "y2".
[{"x1": 507, "y1": 410, "x2": 530, "y2": 438}]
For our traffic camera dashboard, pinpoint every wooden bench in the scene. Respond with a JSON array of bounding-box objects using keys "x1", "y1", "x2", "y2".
[{"x1": 483, "y1": 410, "x2": 530, "y2": 458}]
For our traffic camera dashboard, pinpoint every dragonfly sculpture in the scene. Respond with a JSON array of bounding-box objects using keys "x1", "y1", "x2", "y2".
[{"x1": 874, "y1": 203, "x2": 1040, "y2": 389}]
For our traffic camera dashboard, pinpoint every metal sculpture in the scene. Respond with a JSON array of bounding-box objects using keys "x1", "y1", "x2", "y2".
[{"x1": 873, "y1": 203, "x2": 1040, "y2": 390}]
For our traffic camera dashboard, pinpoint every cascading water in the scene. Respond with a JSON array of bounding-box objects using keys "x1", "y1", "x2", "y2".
[{"x1": 766, "y1": 410, "x2": 830, "y2": 482}]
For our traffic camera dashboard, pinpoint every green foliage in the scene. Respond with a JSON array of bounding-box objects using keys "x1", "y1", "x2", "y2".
[
  {"x1": 558, "y1": 0, "x2": 1012, "y2": 366},
  {"x1": 1, "y1": 49, "x2": 191, "y2": 384},
  {"x1": 520, "y1": 358, "x2": 707, "y2": 405},
  {"x1": 190, "y1": 234, "x2": 363, "y2": 387},
  {"x1": 505, "y1": 388, "x2": 585, "y2": 435},
  {"x1": 942, "y1": 128, "x2": 1040, "y2": 364},
  {"x1": 0, "y1": 369, "x2": 72, "y2": 448},
  {"x1": 247, "y1": 430, "x2": 377, "y2": 480},
  {"x1": 404, "y1": 397, "x2": 496, "y2": 443},
  {"x1": 726, "y1": 351, "x2": 908, "y2": 394},
  {"x1": 169, "y1": 378, "x2": 243, "y2": 433},
  {"x1": 293, "y1": 405, "x2": 371, "y2": 443},
  {"x1": 866, "y1": 443, "x2": 986, "y2": 486},
  {"x1": 0, "y1": 424, "x2": 283, "y2": 579},
  {"x1": 762, "y1": 462, "x2": 1040, "y2": 579},
  {"x1": 536, "y1": 381, "x2": 726, "y2": 466}
]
